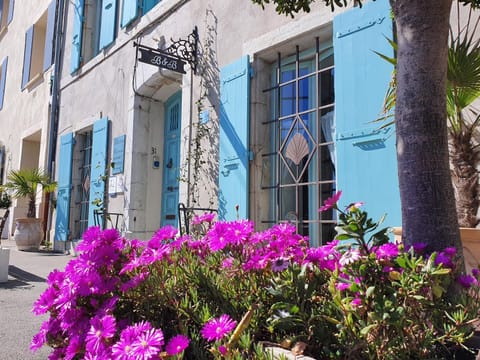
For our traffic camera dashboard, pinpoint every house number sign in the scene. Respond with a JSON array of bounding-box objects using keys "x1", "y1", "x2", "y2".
[{"x1": 136, "y1": 44, "x2": 187, "y2": 74}]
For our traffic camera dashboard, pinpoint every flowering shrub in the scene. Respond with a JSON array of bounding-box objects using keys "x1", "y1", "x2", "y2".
[{"x1": 32, "y1": 194, "x2": 480, "y2": 359}]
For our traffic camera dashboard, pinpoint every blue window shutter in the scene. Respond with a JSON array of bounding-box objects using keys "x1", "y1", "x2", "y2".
[
  {"x1": 43, "y1": 1, "x2": 56, "y2": 72},
  {"x1": 0, "y1": 0, "x2": 3, "y2": 24},
  {"x1": 55, "y1": 133, "x2": 74, "y2": 241},
  {"x1": 219, "y1": 55, "x2": 250, "y2": 220},
  {"x1": 88, "y1": 118, "x2": 109, "y2": 227},
  {"x1": 21, "y1": 26, "x2": 34, "y2": 89},
  {"x1": 99, "y1": 0, "x2": 117, "y2": 50},
  {"x1": 121, "y1": 0, "x2": 138, "y2": 27},
  {"x1": 333, "y1": 0, "x2": 400, "y2": 227},
  {"x1": 142, "y1": 0, "x2": 158, "y2": 14},
  {"x1": 0, "y1": 57, "x2": 7, "y2": 110},
  {"x1": 7, "y1": 0, "x2": 13, "y2": 24},
  {"x1": 70, "y1": 0, "x2": 84, "y2": 74}
]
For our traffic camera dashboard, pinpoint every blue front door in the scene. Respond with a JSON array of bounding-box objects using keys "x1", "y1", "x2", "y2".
[{"x1": 161, "y1": 92, "x2": 181, "y2": 228}]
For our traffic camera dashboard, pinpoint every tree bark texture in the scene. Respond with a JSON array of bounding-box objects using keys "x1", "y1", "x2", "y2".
[
  {"x1": 450, "y1": 131, "x2": 479, "y2": 228},
  {"x1": 391, "y1": 0, "x2": 462, "y2": 252}
]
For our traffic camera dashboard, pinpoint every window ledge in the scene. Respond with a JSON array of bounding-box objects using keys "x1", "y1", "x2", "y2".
[{"x1": 23, "y1": 72, "x2": 44, "y2": 91}]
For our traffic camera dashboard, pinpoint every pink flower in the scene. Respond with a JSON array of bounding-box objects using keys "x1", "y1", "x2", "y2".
[
  {"x1": 339, "y1": 249, "x2": 361, "y2": 266},
  {"x1": 165, "y1": 335, "x2": 189, "y2": 355},
  {"x1": 319, "y1": 190, "x2": 342, "y2": 212},
  {"x1": 201, "y1": 314, "x2": 237, "y2": 342},
  {"x1": 85, "y1": 315, "x2": 116, "y2": 354},
  {"x1": 191, "y1": 212, "x2": 216, "y2": 225},
  {"x1": 222, "y1": 257, "x2": 234, "y2": 269},
  {"x1": 271, "y1": 257, "x2": 289, "y2": 272},
  {"x1": 346, "y1": 202, "x2": 364, "y2": 212},
  {"x1": 130, "y1": 327, "x2": 164, "y2": 359},
  {"x1": 458, "y1": 274, "x2": 476, "y2": 289},
  {"x1": 375, "y1": 243, "x2": 399, "y2": 260}
]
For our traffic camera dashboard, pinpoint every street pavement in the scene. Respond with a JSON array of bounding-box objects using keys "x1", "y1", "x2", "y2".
[{"x1": 0, "y1": 239, "x2": 72, "y2": 359}]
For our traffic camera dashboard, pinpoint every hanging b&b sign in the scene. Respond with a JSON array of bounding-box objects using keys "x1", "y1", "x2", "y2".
[
  {"x1": 134, "y1": 27, "x2": 198, "y2": 75},
  {"x1": 137, "y1": 45, "x2": 187, "y2": 74}
]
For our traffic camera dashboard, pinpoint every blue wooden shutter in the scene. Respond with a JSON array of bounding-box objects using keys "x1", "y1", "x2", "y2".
[
  {"x1": 21, "y1": 25, "x2": 34, "y2": 89},
  {"x1": 55, "y1": 133, "x2": 74, "y2": 241},
  {"x1": 333, "y1": 0, "x2": 400, "y2": 226},
  {"x1": 0, "y1": 0, "x2": 3, "y2": 24},
  {"x1": 142, "y1": 0, "x2": 158, "y2": 14},
  {"x1": 70, "y1": 0, "x2": 84, "y2": 74},
  {"x1": 219, "y1": 55, "x2": 250, "y2": 220},
  {"x1": 43, "y1": 1, "x2": 56, "y2": 71},
  {"x1": 88, "y1": 118, "x2": 109, "y2": 226},
  {"x1": 7, "y1": 0, "x2": 13, "y2": 24},
  {"x1": 99, "y1": 0, "x2": 117, "y2": 50},
  {"x1": 0, "y1": 57, "x2": 7, "y2": 110},
  {"x1": 121, "y1": 0, "x2": 138, "y2": 27}
]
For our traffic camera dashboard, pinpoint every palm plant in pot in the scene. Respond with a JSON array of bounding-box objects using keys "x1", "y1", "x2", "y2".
[{"x1": 0, "y1": 168, "x2": 56, "y2": 251}]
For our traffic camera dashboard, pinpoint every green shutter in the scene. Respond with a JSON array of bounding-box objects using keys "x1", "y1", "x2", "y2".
[
  {"x1": 70, "y1": 0, "x2": 84, "y2": 74},
  {"x1": 333, "y1": 0, "x2": 400, "y2": 226},
  {"x1": 99, "y1": 0, "x2": 117, "y2": 50},
  {"x1": 121, "y1": 0, "x2": 138, "y2": 27},
  {"x1": 88, "y1": 118, "x2": 109, "y2": 226},
  {"x1": 55, "y1": 133, "x2": 75, "y2": 241},
  {"x1": 219, "y1": 56, "x2": 251, "y2": 220}
]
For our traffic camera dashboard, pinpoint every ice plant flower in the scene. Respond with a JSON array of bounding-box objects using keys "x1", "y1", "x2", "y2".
[
  {"x1": 85, "y1": 315, "x2": 116, "y2": 354},
  {"x1": 271, "y1": 257, "x2": 289, "y2": 272},
  {"x1": 375, "y1": 243, "x2": 399, "y2": 260},
  {"x1": 458, "y1": 274, "x2": 476, "y2": 289},
  {"x1": 201, "y1": 314, "x2": 237, "y2": 342},
  {"x1": 165, "y1": 335, "x2": 189, "y2": 355},
  {"x1": 191, "y1": 212, "x2": 216, "y2": 225},
  {"x1": 339, "y1": 249, "x2": 361, "y2": 266},
  {"x1": 318, "y1": 190, "x2": 342, "y2": 212}
]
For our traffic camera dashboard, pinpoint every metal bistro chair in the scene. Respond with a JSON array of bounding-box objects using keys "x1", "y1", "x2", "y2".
[
  {"x1": 93, "y1": 210, "x2": 124, "y2": 231},
  {"x1": 0, "y1": 209, "x2": 9, "y2": 239},
  {"x1": 178, "y1": 203, "x2": 217, "y2": 235}
]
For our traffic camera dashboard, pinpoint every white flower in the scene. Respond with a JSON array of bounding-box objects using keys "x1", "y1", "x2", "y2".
[{"x1": 339, "y1": 249, "x2": 361, "y2": 266}]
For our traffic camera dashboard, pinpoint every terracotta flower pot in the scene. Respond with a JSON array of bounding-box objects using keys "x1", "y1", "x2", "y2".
[{"x1": 14, "y1": 218, "x2": 43, "y2": 251}]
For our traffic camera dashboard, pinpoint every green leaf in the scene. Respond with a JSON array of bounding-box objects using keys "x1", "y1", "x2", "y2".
[{"x1": 360, "y1": 324, "x2": 376, "y2": 336}]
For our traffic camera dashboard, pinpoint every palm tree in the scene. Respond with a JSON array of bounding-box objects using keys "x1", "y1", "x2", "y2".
[
  {"x1": 0, "y1": 168, "x2": 57, "y2": 218},
  {"x1": 447, "y1": 8, "x2": 480, "y2": 228},
  {"x1": 379, "y1": 7, "x2": 480, "y2": 229}
]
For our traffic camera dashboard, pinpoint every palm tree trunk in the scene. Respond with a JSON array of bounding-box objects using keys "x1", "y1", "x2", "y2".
[
  {"x1": 391, "y1": 0, "x2": 462, "y2": 252},
  {"x1": 450, "y1": 131, "x2": 479, "y2": 228}
]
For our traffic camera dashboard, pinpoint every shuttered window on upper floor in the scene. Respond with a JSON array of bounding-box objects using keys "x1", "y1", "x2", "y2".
[
  {"x1": 121, "y1": 0, "x2": 160, "y2": 28},
  {"x1": 0, "y1": 0, "x2": 14, "y2": 37},
  {"x1": 21, "y1": 1, "x2": 55, "y2": 90},
  {"x1": 0, "y1": 57, "x2": 7, "y2": 110},
  {"x1": 71, "y1": 0, "x2": 118, "y2": 74}
]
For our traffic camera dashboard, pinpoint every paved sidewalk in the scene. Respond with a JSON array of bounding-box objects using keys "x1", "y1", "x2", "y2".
[{"x1": 0, "y1": 239, "x2": 72, "y2": 359}]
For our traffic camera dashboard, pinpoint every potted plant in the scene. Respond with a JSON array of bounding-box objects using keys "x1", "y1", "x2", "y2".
[
  {"x1": 0, "y1": 192, "x2": 11, "y2": 282},
  {"x1": 0, "y1": 169, "x2": 56, "y2": 251}
]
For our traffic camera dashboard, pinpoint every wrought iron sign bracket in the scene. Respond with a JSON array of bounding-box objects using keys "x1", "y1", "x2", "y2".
[
  {"x1": 134, "y1": 27, "x2": 199, "y2": 74},
  {"x1": 161, "y1": 26, "x2": 199, "y2": 74}
]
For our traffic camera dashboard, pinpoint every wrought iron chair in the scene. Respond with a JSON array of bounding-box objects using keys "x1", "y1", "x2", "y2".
[
  {"x1": 0, "y1": 209, "x2": 9, "y2": 239},
  {"x1": 93, "y1": 210, "x2": 124, "y2": 231},
  {"x1": 177, "y1": 203, "x2": 217, "y2": 235}
]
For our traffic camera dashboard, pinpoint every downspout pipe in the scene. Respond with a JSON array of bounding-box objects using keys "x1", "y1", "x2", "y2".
[{"x1": 45, "y1": 0, "x2": 66, "y2": 244}]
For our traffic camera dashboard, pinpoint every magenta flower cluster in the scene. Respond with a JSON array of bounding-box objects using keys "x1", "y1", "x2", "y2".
[
  {"x1": 32, "y1": 195, "x2": 479, "y2": 358},
  {"x1": 31, "y1": 227, "x2": 189, "y2": 359}
]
